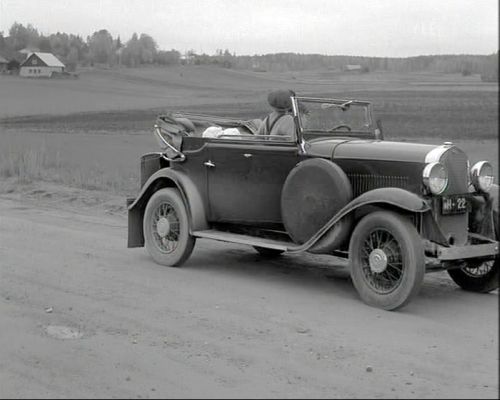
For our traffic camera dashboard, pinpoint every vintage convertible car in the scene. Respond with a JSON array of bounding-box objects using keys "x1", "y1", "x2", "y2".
[{"x1": 127, "y1": 95, "x2": 499, "y2": 310}]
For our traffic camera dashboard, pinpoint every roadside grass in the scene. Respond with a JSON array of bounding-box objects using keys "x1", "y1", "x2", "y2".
[
  {"x1": 0, "y1": 144, "x2": 61, "y2": 182},
  {"x1": 0, "y1": 139, "x2": 139, "y2": 195}
]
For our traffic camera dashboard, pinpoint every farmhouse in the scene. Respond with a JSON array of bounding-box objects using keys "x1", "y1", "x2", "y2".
[{"x1": 20, "y1": 52, "x2": 65, "y2": 78}]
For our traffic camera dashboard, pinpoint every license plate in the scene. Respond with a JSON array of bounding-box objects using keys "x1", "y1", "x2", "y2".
[{"x1": 441, "y1": 195, "x2": 468, "y2": 215}]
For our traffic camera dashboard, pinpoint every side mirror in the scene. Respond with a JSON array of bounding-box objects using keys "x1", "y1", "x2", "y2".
[{"x1": 375, "y1": 119, "x2": 384, "y2": 140}]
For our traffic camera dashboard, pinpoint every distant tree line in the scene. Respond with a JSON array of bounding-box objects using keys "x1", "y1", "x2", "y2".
[
  {"x1": 225, "y1": 53, "x2": 498, "y2": 81},
  {"x1": 0, "y1": 22, "x2": 497, "y2": 81},
  {"x1": 0, "y1": 22, "x2": 181, "y2": 70}
]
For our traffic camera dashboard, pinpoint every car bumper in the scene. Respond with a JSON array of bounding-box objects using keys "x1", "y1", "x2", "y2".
[{"x1": 430, "y1": 234, "x2": 499, "y2": 261}]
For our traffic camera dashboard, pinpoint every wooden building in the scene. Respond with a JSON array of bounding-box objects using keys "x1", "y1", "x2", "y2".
[{"x1": 20, "y1": 52, "x2": 65, "y2": 78}]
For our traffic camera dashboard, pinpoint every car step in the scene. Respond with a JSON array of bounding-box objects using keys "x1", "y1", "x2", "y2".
[{"x1": 192, "y1": 230, "x2": 294, "y2": 251}]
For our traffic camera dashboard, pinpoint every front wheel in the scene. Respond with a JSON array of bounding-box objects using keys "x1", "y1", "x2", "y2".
[
  {"x1": 447, "y1": 258, "x2": 499, "y2": 293},
  {"x1": 349, "y1": 211, "x2": 425, "y2": 311},
  {"x1": 143, "y1": 188, "x2": 195, "y2": 267}
]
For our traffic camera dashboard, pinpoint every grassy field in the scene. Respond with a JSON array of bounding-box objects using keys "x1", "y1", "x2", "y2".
[{"x1": 0, "y1": 66, "x2": 498, "y2": 196}]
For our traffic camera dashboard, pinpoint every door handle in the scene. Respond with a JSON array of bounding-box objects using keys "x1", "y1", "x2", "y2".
[
  {"x1": 204, "y1": 160, "x2": 215, "y2": 168},
  {"x1": 243, "y1": 153, "x2": 253, "y2": 158}
]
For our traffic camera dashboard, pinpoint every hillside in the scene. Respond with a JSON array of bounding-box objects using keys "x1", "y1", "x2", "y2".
[{"x1": 1, "y1": 66, "x2": 495, "y2": 119}]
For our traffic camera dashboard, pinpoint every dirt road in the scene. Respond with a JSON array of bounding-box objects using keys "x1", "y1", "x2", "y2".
[{"x1": 0, "y1": 196, "x2": 498, "y2": 399}]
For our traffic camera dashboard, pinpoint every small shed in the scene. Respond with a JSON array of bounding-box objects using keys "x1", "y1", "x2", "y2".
[
  {"x1": 343, "y1": 64, "x2": 363, "y2": 72},
  {"x1": 20, "y1": 52, "x2": 65, "y2": 78},
  {"x1": 0, "y1": 55, "x2": 8, "y2": 73}
]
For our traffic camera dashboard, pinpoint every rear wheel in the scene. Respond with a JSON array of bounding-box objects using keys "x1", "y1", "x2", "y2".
[
  {"x1": 349, "y1": 211, "x2": 425, "y2": 311},
  {"x1": 448, "y1": 258, "x2": 499, "y2": 293},
  {"x1": 143, "y1": 188, "x2": 195, "y2": 267}
]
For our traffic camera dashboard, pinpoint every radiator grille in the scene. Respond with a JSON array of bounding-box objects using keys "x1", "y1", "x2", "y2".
[
  {"x1": 440, "y1": 148, "x2": 469, "y2": 194},
  {"x1": 348, "y1": 173, "x2": 409, "y2": 197},
  {"x1": 435, "y1": 146, "x2": 469, "y2": 245}
]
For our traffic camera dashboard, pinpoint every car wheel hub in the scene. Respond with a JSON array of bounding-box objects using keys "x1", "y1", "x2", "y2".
[
  {"x1": 369, "y1": 248, "x2": 388, "y2": 273},
  {"x1": 156, "y1": 217, "x2": 171, "y2": 238}
]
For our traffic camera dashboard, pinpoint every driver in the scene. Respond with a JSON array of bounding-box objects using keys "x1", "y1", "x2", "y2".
[{"x1": 257, "y1": 89, "x2": 296, "y2": 138}]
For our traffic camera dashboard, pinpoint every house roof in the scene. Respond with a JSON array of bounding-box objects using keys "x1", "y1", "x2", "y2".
[
  {"x1": 21, "y1": 52, "x2": 65, "y2": 68},
  {"x1": 0, "y1": 55, "x2": 8, "y2": 64}
]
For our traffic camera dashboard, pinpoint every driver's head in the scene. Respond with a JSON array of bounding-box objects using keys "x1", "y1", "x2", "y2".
[{"x1": 267, "y1": 89, "x2": 295, "y2": 113}]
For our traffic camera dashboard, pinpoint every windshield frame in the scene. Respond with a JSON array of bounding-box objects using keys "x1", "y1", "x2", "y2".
[{"x1": 291, "y1": 96, "x2": 376, "y2": 149}]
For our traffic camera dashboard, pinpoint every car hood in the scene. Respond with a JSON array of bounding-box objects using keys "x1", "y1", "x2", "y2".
[{"x1": 306, "y1": 138, "x2": 438, "y2": 163}]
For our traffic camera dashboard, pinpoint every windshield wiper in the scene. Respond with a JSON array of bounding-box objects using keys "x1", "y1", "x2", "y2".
[{"x1": 320, "y1": 101, "x2": 353, "y2": 111}]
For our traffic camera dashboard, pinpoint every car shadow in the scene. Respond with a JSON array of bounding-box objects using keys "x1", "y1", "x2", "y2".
[
  {"x1": 134, "y1": 241, "x2": 498, "y2": 313},
  {"x1": 182, "y1": 241, "x2": 359, "y2": 301}
]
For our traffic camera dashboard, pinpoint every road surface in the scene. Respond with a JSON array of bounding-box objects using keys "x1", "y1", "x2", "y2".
[{"x1": 0, "y1": 196, "x2": 498, "y2": 398}]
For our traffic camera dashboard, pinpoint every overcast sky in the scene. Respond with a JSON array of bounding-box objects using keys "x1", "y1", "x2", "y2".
[{"x1": 0, "y1": 0, "x2": 498, "y2": 57}]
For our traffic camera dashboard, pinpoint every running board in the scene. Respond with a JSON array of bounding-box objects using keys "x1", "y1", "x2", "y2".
[{"x1": 192, "y1": 230, "x2": 296, "y2": 251}]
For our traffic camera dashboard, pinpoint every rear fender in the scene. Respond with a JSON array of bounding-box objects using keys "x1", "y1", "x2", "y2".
[{"x1": 127, "y1": 168, "x2": 208, "y2": 248}]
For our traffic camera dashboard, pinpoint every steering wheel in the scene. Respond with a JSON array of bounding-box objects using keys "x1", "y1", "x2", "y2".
[{"x1": 328, "y1": 124, "x2": 352, "y2": 132}]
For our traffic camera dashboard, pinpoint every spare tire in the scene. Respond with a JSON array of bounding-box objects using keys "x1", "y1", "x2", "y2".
[{"x1": 281, "y1": 158, "x2": 353, "y2": 253}]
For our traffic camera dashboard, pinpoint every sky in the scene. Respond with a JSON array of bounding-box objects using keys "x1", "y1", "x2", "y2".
[{"x1": 0, "y1": 0, "x2": 498, "y2": 57}]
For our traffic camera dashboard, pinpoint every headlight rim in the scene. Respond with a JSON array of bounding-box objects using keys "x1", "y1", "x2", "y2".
[
  {"x1": 423, "y1": 161, "x2": 449, "y2": 195},
  {"x1": 471, "y1": 160, "x2": 494, "y2": 193}
]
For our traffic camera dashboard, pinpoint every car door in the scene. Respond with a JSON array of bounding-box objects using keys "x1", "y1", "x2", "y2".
[{"x1": 206, "y1": 138, "x2": 301, "y2": 225}]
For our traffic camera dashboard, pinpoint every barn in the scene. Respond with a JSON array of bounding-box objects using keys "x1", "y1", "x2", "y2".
[{"x1": 20, "y1": 52, "x2": 65, "y2": 78}]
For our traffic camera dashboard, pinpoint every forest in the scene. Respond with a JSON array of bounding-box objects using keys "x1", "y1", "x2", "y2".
[{"x1": 0, "y1": 22, "x2": 497, "y2": 80}]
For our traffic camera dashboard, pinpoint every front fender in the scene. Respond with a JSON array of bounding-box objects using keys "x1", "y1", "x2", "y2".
[
  {"x1": 128, "y1": 168, "x2": 208, "y2": 248},
  {"x1": 343, "y1": 187, "x2": 430, "y2": 214},
  {"x1": 292, "y1": 188, "x2": 429, "y2": 253}
]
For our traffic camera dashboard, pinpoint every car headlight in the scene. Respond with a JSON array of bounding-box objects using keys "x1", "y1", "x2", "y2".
[
  {"x1": 423, "y1": 162, "x2": 448, "y2": 195},
  {"x1": 471, "y1": 161, "x2": 494, "y2": 193}
]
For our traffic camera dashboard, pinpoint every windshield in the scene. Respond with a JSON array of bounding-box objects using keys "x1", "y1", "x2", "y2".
[{"x1": 294, "y1": 97, "x2": 374, "y2": 138}]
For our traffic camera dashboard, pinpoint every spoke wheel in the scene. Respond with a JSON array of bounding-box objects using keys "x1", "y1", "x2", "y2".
[
  {"x1": 144, "y1": 188, "x2": 195, "y2": 267},
  {"x1": 448, "y1": 258, "x2": 498, "y2": 293},
  {"x1": 360, "y1": 228, "x2": 404, "y2": 294},
  {"x1": 463, "y1": 261, "x2": 494, "y2": 277},
  {"x1": 349, "y1": 211, "x2": 425, "y2": 310},
  {"x1": 151, "y1": 202, "x2": 180, "y2": 254}
]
